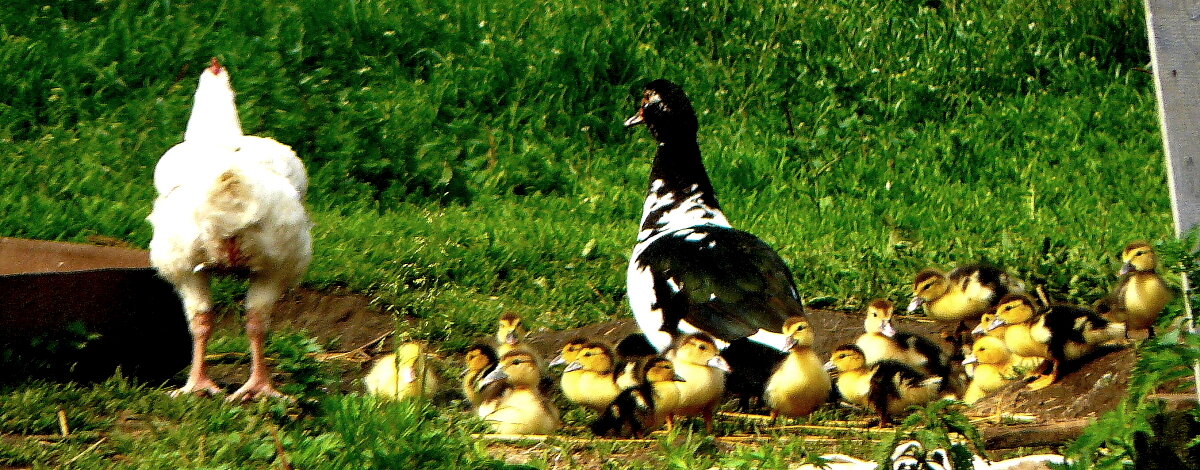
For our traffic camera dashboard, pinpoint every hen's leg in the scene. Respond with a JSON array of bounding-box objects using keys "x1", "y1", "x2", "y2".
[
  {"x1": 171, "y1": 274, "x2": 223, "y2": 397},
  {"x1": 229, "y1": 277, "x2": 288, "y2": 402}
]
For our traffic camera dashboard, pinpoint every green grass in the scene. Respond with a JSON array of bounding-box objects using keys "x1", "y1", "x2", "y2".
[{"x1": 0, "y1": 0, "x2": 1176, "y2": 467}]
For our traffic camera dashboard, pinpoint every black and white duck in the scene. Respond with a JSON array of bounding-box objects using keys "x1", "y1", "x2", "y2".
[{"x1": 623, "y1": 79, "x2": 804, "y2": 359}]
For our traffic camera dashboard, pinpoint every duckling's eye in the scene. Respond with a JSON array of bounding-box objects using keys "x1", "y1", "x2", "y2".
[{"x1": 796, "y1": 324, "x2": 807, "y2": 331}]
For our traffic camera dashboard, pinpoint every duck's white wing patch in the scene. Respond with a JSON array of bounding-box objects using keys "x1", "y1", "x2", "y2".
[
  {"x1": 744, "y1": 329, "x2": 788, "y2": 352},
  {"x1": 627, "y1": 260, "x2": 670, "y2": 352}
]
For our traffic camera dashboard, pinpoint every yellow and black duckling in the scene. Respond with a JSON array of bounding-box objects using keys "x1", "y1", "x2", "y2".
[
  {"x1": 909, "y1": 264, "x2": 1024, "y2": 363},
  {"x1": 476, "y1": 350, "x2": 561, "y2": 435},
  {"x1": 1096, "y1": 241, "x2": 1174, "y2": 338},
  {"x1": 615, "y1": 333, "x2": 661, "y2": 389},
  {"x1": 592, "y1": 356, "x2": 686, "y2": 437},
  {"x1": 460, "y1": 343, "x2": 499, "y2": 408},
  {"x1": 908, "y1": 264, "x2": 1025, "y2": 323},
  {"x1": 363, "y1": 342, "x2": 439, "y2": 399},
  {"x1": 971, "y1": 311, "x2": 1004, "y2": 338},
  {"x1": 548, "y1": 337, "x2": 589, "y2": 368},
  {"x1": 495, "y1": 312, "x2": 529, "y2": 356},
  {"x1": 825, "y1": 344, "x2": 941, "y2": 427},
  {"x1": 764, "y1": 317, "x2": 832, "y2": 419},
  {"x1": 855, "y1": 299, "x2": 950, "y2": 380},
  {"x1": 561, "y1": 341, "x2": 623, "y2": 412},
  {"x1": 961, "y1": 336, "x2": 1016, "y2": 404},
  {"x1": 669, "y1": 334, "x2": 731, "y2": 432},
  {"x1": 988, "y1": 294, "x2": 1125, "y2": 390},
  {"x1": 970, "y1": 311, "x2": 1040, "y2": 375}
]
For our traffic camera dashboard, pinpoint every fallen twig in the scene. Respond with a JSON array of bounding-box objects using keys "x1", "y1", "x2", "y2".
[{"x1": 61, "y1": 437, "x2": 106, "y2": 467}]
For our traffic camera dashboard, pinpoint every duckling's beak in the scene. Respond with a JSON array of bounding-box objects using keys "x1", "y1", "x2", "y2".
[
  {"x1": 707, "y1": 356, "x2": 732, "y2": 373},
  {"x1": 673, "y1": 374, "x2": 686, "y2": 382},
  {"x1": 906, "y1": 297, "x2": 925, "y2": 313},
  {"x1": 1119, "y1": 262, "x2": 1135, "y2": 276},
  {"x1": 402, "y1": 367, "x2": 417, "y2": 384},
  {"x1": 987, "y1": 318, "x2": 1007, "y2": 331},
  {"x1": 823, "y1": 360, "x2": 836, "y2": 372},
  {"x1": 563, "y1": 361, "x2": 584, "y2": 373},
  {"x1": 548, "y1": 354, "x2": 565, "y2": 367},
  {"x1": 624, "y1": 108, "x2": 645, "y2": 127},
  {"x1": 782, "y1": 337, "x2": 797, "y2": 351},
  {"x1": 478, "y1": 367, "x2": 508, "y2": 389},
  {"x1": 971, "y1": 323, "x2": 987, "y2": 335},
  {"x1": 881, "y1": 320, "x2": 897, "y2": 338},
  {"x1": 962, "y1": 355, "x2": 978, "y2": 366},
  {"x1": 505, "y1": 331, "x2": 518, "y2": 345}
]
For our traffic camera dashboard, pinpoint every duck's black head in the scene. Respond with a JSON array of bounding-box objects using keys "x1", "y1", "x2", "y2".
[{"x1": 624, "y1": 79, "x2": 698, "y2": 142}]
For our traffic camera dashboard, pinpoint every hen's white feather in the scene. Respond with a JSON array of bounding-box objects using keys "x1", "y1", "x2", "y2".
[{"x1": 149, "y1": 61, "x2": 311, "y2": 314}]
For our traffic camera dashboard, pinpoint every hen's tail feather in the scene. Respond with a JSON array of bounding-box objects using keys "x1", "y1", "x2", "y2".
[{"x1": 199, "y1": 168, "x2": 265, "y2": 268}]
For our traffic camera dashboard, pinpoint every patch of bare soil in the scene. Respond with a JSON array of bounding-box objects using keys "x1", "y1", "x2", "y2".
[{"x1": 0, "y1": 238, "x2": 1151, "y2": 452}]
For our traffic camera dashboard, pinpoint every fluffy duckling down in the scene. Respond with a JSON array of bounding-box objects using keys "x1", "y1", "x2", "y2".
[
  {"x1": 764, "y1": 317, "x2": 832, "y2": 419},
  {"x1": 989, "y1": 294, "x2": 1124, "y2": 390},
  {"x1": 561, "y1": 341, "x2": 623, "y2": 412},
  {"x1": 669, "y1": 334, "x2": 731, "y2": 432},
  {"x1": 825, "y1": 344, "x2": 942, "y2": 426},
  {"x1": 592, "y1": 356, "x2": 686, "y2": 437},
  {"x1": 1097, "y1": 241, "x2": 1173, "y2": 337},
  {"x1": 477, "y1": 351, "x2": 560, "y2": 435},
  {"x1": 495, "y1": 312, "x2": 529, "y2": 357},
  {"x1": 855, "y1": 299, "x2": 949, "y2": 380},
  {"x1": 363, "y1": 342, "x2": 439, "y2": 399},
  {"x1": 971, "y1": 311, "x2": 1041, "y2": 375},
  {"x1": 460, "y1": 343, "x2": 499, "y2": 407},
  {"x1": 962, "y1": 336, "x2": 1017, "y2": 404},
  {"x1": 907, "y1": 264, "x2": 1024, "y2": 323}
]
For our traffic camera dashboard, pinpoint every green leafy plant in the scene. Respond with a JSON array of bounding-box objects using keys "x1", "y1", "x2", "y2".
[{"x1": 876, "y1": 399, "x2": 987, "y2": 469}]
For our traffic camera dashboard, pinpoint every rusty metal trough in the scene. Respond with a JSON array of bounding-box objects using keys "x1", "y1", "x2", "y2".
[{"x1": 0, "y1": 237, "x2": 189, "y2": 383}]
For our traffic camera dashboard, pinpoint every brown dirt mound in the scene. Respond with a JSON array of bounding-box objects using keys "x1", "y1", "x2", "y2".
[{"x1": 0, "y1": 237, "x2": 1142, "y2": 429}]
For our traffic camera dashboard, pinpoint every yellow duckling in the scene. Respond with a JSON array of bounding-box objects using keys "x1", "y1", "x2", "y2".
[
  {"x1": 363, "y1": 342, "x2": 439, "y2": 399},
  {"x1": 971, "y1": 311, "x2": 1040, "y2": 374},
  {"x1": 825, "y1": 344, "x2": 941, "y2": 426},
  {"x1": 561, "y1": 342, "x2": 623, "y2": 412},
  {"x1": 592, "y1": 356, "x2": 686, "y2": 437},
  {"x1": 669, "y1": 334, "x2": 731, "y2": 432},
  {"x1": 988, "y1": 294, "x2": 1124, "y2": 390},
  {"x1": 549, "y1": 337, "x2": 589, "y2": 368},
  {"x1": 1098, "y1": 241, "x2": 1173, "y2": 338},
  {"x1": 549, "y1": 337, "x2": 588, "y2": 403},
  {"x1": 495, "y1": 312, "x2": 529, "y2": 356},
  {"x1": 855, "y1": 299, "x2": 949, "y2": 379},
  {"x1": 460, "y1": 343, "x2": 499, "y2": 407},
  {"x1": 961, "y1": 336, "x2": 1017, "y2": 404},
  {"x1": 764, "y1": 317, "x2": 832, "y2": 419},
  {"x1": 972, "y1": 311, "x2": 1004, "y2": 338},
  {"x1": 907, "y1": 264, "x2": 1025, "y2": 323},
  {"x1": 476, "y1": 351, "x2": 561, "y2": 435}
]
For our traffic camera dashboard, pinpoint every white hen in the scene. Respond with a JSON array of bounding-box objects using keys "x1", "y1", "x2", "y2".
[{"x1": 149, "y1": 58, "x2": 312, "y2": 401}]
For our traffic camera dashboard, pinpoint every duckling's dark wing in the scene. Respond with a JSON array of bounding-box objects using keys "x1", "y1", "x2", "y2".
[
  {"x1": 634, "y1": 226, "x2": 802, "y2": 343},
  {"x1": 723, "y1": 338, "x2": 787, "y2": 411},
  {"x1": 869, "y1": 360, "x2": 930, "y2": 406},
  {"x1": 947, "y1": 264, "x2": 1019, "y2": 304},
  {"x1": 617, "y1": 333, "x2": 660, "y2": 358},
  {"x1": 1042, "y1": 304, "x2": 1115, "y2": 357},
  {"x1": 591, "y1": 383, "x2": 654, "y2": 437},
  {"x1": 895, "y1": 332, "x2": 950, "y2": 379}
]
